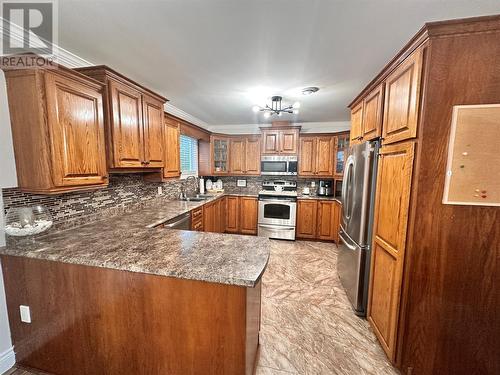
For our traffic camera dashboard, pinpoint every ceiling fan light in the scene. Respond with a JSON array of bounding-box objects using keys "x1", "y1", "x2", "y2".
[
  {"x1": 278, "y1": 112, "x2": 283, "y2": 117},
  {"x1": 264, "y1": 112, "x2": 271, "y2": 118},
  {"x1": 292, "y1": 102, "x2": 300, "y2": 109},
  {"x1": 252, "y1": 105, "x2": 260, "y2": 113},
  {"x1": 293, "y1": 109, "x2": 299, "y2": 115}
]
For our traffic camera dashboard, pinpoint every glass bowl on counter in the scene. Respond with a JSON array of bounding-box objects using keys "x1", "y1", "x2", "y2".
[{"x1": 4, "y1": 205, "x2": 53, "y2": 237}]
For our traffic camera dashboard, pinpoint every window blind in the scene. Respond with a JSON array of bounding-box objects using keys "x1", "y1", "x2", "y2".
[{"x1": 180, "y1": 135, "x2": 198, "y2": 178}]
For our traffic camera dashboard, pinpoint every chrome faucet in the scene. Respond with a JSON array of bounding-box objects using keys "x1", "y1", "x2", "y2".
[{"x1": 180, "y1": 176, "x2": 197, "y2": 199}]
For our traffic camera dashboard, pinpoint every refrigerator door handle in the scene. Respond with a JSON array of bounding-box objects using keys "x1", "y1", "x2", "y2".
[{"x1": 339, "y1": 230, "x2": 357, "y2": 250}]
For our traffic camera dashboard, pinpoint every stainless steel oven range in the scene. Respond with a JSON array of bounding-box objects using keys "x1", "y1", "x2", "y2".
[{"x1": 257, "y1": 180, "x2": 297, "y2": 240}]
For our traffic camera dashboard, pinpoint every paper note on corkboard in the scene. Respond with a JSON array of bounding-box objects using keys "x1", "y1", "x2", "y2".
[{"x1": 443, "y1": 104, "x2": 500, "y2": 206}]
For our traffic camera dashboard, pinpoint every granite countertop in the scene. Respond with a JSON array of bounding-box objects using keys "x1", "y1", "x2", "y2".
[{"x1": 0, "y1": 193, "x2": 270, "y2": 288}]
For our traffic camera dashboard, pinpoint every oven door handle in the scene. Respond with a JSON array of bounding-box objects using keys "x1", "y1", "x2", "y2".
[
  {"x1": 259, "y1": 199, "x2": 296, "y2": 204},
  {"x1": 258, "y1": 225, "x2": 295, "y2": 231}
]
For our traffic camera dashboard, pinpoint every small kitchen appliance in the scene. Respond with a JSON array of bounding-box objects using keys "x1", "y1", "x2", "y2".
[{"x1": 317, "y1": 179, "x2": 334, "y2": 196}]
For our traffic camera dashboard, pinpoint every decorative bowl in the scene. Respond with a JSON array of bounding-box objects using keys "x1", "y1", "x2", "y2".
[{"x1": 4, "y1": 205, "x2": 53, "y2": 237}]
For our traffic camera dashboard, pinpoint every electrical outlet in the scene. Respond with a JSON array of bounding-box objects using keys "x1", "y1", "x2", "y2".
[
  {"x1": 20, "y1": 305, "x2": 31, "y2": 323},
  {"x1": 158, "y1": 186, "x2": 163, "y2": 195}
]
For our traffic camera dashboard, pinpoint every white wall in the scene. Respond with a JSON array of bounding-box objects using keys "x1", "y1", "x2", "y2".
[{"x1": 0, "y1": 71, "x2": 17, "y2": 373}]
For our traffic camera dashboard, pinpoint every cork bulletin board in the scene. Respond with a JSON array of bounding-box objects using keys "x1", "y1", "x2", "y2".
[{"x1": 443, "y1": 104, "x2": 500, "y2": 206}]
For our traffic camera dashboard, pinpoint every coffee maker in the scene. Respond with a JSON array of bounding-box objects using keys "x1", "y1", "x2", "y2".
[{"x1": 317, "y1": 179, "x2": 334, "y2": 196}]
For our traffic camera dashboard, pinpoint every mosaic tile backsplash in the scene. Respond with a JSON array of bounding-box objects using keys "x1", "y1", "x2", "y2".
[
  {"x1": 2, "y1": 174, "x2": 198, "y2": 229},
  {"x1": 2, "y1": 174, "x2": 335, "y2": 230},
  {"x1": 205, "y1": 176, "x2": 335, "y2": 196}
]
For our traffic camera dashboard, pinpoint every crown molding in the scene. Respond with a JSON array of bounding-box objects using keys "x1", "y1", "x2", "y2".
[
  {"x1": 164, "y1": 103, "x2": 210, "y2": 129},
  {"x1": 208, "y1": 121, "x2": 350, "y2": 134}
]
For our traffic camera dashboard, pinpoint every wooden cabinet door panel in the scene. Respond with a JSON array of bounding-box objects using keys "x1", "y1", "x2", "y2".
[
  {"x1": 382, "y1": 48, "x2": 423, "y2": 144},
  {"x1": 229, "y1": 138, "x2": 245, "y2": 174},
  {"x1": 280, "y1": 130, "x2": 298, "y2": 154},
  {"x1": 315, "y1": 136, "x2": 335, "y2": 177},
  {"x1": 262, "y1": 130, "x2": 280, "y2": 154},
  {"x1": 45, "y1": 72, "x2": 107, "y2": 187},
  {"x1": 163, "y1": 119, "x2": 181, "y2": 178},
  {"x1": 296, "y1": 200, "x2": 318, "y2": 239},
  {"x1": 316, "y1": 201, "x2": 336, "y2": 240},
  {"x1": 350, "y1": 103, "x2": 363, "y2": 144},
  {"x1": 225, "y1": 196, "x2": 240, "y2": 233},
  {"x1": 142, "y1": 94, "x2": 164, "y2": 168},
  {"x1": 298, "y1": 137, "x2": 316, "y2": 176},
  {"x1": 245, "y1": 137, "x2": 261, "y2": 175},
  {"x1": 362, "y1": 85, "x2": 384, "y2": 141},
  {"x1": 368, "y1": 142, "x2": 415, "y2": 360},
  {"x1": 203, "y1": 201, "x2": 216, "y2": 233},
  {"x1": 239, "y1": 197, "x2": 258, "y2": 235},
  {"x1": 109, "y1": 80, "x2": 144, "y2": 167}
]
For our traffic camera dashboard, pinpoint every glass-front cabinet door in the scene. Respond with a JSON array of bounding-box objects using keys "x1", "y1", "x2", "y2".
[
  {"x1": 212, "y1": 136, "x2": 229, "y2": 174},
  {"x1": 334, "y1": 133, "x2": 350, "y2": 179}
]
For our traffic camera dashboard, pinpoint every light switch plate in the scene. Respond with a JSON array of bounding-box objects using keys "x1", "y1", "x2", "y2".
[
  {"x1": 20, "y1": 305, "x2": 31, "y2": 323},
  {"x1": 237, "y1": 179, "x2": 247, "y2": 187}
]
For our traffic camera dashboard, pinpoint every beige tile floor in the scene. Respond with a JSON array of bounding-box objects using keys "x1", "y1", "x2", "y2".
[
  {"x1": 5, "y1": 240, "x2": 398, "y2": 375},
  {"x1": 254, "y1": 240, "x2": 398, "y2": 375}
]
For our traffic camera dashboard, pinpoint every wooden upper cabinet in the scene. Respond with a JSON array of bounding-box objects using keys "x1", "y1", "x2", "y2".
[
  {"x1": 296, "y1": 200, "x2": 318, "y2": 239},
  {"x1": 142, "y1": 94, "x2": 164, "y2": 168},
  {"x1": 245, "y1": 137, "x2": 261, "y2": 174},
  {"x1": 211, "y1": 135, "x2": 230, "y2": 174},
  {"x1": 368, "y1": 142, "x2": 415, "y2": 360},
  {"x1": 228, "y1": 136, "x2": 261, "y2": 175},
  {"x1": 298, "y1": 137, "x2": 316, "y2": 176},
  {"x1": 229, "y1": 138, "x2": 245, "y2": 174},
  {"x1": 163, "y1": 115, "x2": 181, "y2": 179},
  {"x1": 350, "y1": 103, "x2": 363, "y2": 144},
  {"x1": 334, "y1": 133, "x2": 349, "y2": 179},
  {"x1": 362, "y1": 84, "x2": 384, "y2": 141},
  {"x1": 280, "y1": 129, "x2": 299, "y2": 154},
  {"x1": 261, "y1": 130, "x2": 281, "y2": 154},
  {"x1": 239, "y1": 197, "x2": 258, "y2": 235},
  {"x1": 3, "y1": 67, "x2": 108, "y2": 194},
  {"x1": 382, "y1": 48, "x2": 423, "y2": 144},
  {"x1": 45, "y1": 72, "x2": 107, "y2": 188},
  {"x1": 76, "y1": 66, "x2": 167, "y2": 170},
  {"x1": 299, "y1": 136, "x2": 334, "y2": 177},
  {"x1": 315, "y1": 136, "x2": 335, "y2": 176},
  {"x1": 261, "y1": 128, "x2": 299, "y2": 155},
  {"x1": 109, "y1": 80, "x2": 144, "y2": 168}
]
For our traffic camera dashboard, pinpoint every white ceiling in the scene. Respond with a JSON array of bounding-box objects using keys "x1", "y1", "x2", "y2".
[{"x1": 57, "y1": 0, "x2": 500, "y2": 129}]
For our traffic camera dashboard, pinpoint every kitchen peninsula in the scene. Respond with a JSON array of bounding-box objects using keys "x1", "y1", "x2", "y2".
[{"x1": 0, "y1": 195, "x2": 269, "y2": 375}]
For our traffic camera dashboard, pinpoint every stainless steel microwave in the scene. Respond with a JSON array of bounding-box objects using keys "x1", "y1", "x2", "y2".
[{"x1": 260, "y1": 155, "x2": 298, "y2": 175}]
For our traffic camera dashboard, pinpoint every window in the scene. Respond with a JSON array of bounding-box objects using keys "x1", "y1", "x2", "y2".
[{"x1": 180, "y1": 135, "x2": 198, "y2": 178}]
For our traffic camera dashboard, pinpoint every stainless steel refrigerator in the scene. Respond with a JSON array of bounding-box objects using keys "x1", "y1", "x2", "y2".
[{"x1": 338, "y1": 140, "x2": 380, "y2": 316}]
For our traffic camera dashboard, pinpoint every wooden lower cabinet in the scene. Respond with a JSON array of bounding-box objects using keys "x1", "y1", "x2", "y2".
[
  {"x1": 191, "y1": 206, "x2": 204, "y2": 231},
  {"x1": 296, "y1": 200, "x2": 318, "y2": 239},
  {"x1": 296, "y1": 199, "x2": 341, "y2": 242},
  {"x1": 367, "y1": 142, "x2": 414, "y2": 361},
  {"x1": 224, "y1": 196, "x2": 258, "y2": 235},
  {"x1": 239, "y1": 197, "x2": 258, "y2": 235},
  {"x1": 317, "y1": 200, "x2": 341, "y2": 242},
  {"x1": 2, "y1": 256, "x2": 261, "y2": 375},
  {"x1": 203, "y1": 197, "x2": 225, "y2": 233},
  {"x1": 226, "y1": 196, "x2": 240, "y2": 233}
]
